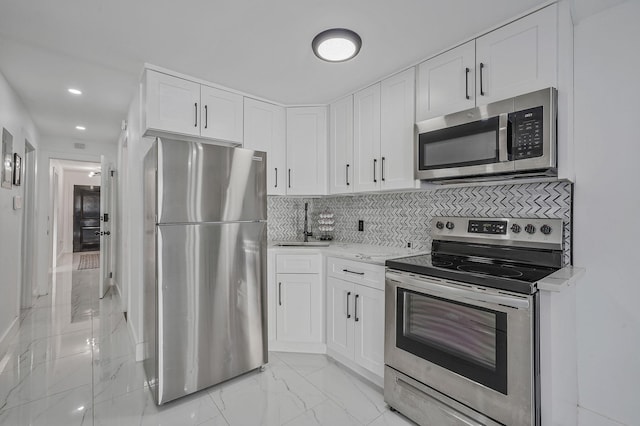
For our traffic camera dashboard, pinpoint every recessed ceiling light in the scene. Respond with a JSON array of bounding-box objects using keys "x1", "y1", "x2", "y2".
[
  {"x1": 75, "y1": 125, "x2": 86, "y2": 131},
  {"x1": 68, "y1": 88, "x2": 82, "y2": 95},
  {"x1": 312, "y1": 28, "x2": 362, "y2": 62}
]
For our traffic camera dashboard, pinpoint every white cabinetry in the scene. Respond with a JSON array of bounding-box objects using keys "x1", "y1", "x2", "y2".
[
  {"x1": 329, "y1": 95, "x2": 354, "y2": 194},
  {"x1": 243, "y1": 98, "x2": 286, "y2": 195},
  {"x1": 286, "y1": 107, "x2": 328, "y2": 195},
  {"x1": 380, "y1": 68, "x2": 417, "y2": 190},
  {"x1": 326, "y1": 257, "x2": 385, "y2": 379},
  {"x1": 270, "y1": 253, "x2": 324, "y2": 352},
  {"x1": 351, "y1": 69, "x2": 417, "y2": 193},
  {"x1": 476, "y1": 4, "x2": 557, "y2": 105},
  {"x1": 353, "y1": 84, "x2": 381, "y2": 192},
  {"x1": 416, "y1": 40, "x2": 475, "y2": 121},
  {"x1": 416, "y1": 4, "x2": 557, "y2": 121},
  {"x1": 142, "y1": 69, "x2": 243, "y2": 143}
]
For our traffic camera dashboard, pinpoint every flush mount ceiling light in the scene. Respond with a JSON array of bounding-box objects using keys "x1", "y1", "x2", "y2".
[
  {"x1": 68, "y1": 88, "x2": 82, "y2": 95},
  {"x1": 312, "y1": 28, "x2": 362, "y2": 62},
  {"x1": 75, "y1": 125, "x2": 86, "y2": 130}
]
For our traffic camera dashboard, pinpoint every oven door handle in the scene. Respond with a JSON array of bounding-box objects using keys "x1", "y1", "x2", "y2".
[
  {"x1": 386, "y1": 271, "x2": 530, "y2": 309},
  {"x1": 498, "y1": 113, "x2": 509, "y2": 162}
]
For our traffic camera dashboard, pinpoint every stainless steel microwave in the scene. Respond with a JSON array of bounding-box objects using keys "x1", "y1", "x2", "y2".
[{"x1": 415, "y1": 87, "x2": 557, "y2": 182}]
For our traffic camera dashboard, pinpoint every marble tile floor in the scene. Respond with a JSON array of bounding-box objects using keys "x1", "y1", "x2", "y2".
[{"x1": 0, "y1": 253, "x2": 416, "y2": 426}]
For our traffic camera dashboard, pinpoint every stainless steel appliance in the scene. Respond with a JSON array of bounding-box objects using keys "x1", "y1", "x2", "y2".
[
  {"x1": 415, "y1": 87, "x2": 557, "y2": 182},
  {"x1": 385, "y1": 217, "x2": 564, "y2": 425},
  {"x1": 143, "y1": 138, "x2": 268, "y2": 405}
]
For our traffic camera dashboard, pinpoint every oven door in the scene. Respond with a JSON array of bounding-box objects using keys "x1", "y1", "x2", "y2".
[{"x1": 385, "y1": 270, "x2": 537, "y2": 426}]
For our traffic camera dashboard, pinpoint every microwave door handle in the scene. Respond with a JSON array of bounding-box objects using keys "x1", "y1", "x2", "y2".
[{"x1": 498, "y1": 113, "x2": 509, "y2": 162}]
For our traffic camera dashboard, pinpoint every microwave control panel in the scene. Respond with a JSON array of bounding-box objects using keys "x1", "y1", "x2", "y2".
[{"x1": 510, "y1": 106, "x2": 544, "y2": 160}]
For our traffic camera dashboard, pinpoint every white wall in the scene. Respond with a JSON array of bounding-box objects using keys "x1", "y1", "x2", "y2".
[
  {"x1": 34, "y1": 137, "x2": 116, "y2": 296},
  {"x1": 0, "y1": 70, "x2": 40, "y2": 353},
  {"x1": 574, "y1": 2, "x2": 640, "y2": 425}
]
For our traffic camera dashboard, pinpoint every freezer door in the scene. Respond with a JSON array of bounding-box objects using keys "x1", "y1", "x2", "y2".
[
  {"x1": 157, "y1": 138, "x2": 267, "y2": 223},
  {"x1": 155, "y1": 221, "x2": 268, "y2": 405}
]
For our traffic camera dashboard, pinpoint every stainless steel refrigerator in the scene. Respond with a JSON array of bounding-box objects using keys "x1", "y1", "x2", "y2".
[{"x1": 143, "y1": 137, "x2": 267, "y2": 405}]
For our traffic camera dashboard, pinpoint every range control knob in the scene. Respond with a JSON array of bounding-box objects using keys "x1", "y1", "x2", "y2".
[
  {"x1": 436, "y1": 221, "x2": 444, "y2": 230},
  {"x1": 446, "y1": 221, "x2": 455, "y2": 230},
  {"x1": 511, "y1": 224, "x2": 522, "y2": 233},
  {"x1": 540, "y1": 224, "x2": 552, "y2": 235},
  {"x1": 525, "y1": 224, "x2": 536, "y2": 234}
]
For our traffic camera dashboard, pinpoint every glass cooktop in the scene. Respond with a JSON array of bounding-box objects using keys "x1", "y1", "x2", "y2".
[{"x1": 386, "y1": 253, "x2": 560, "y2": 294}]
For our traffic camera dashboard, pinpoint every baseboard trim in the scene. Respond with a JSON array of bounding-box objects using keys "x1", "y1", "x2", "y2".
[
  {"x1": 0, "y1": 317, "x2": 20, "y2": 361},
  {"x1": 268, "y1": 341, "x2": 326, "y2": 354}
]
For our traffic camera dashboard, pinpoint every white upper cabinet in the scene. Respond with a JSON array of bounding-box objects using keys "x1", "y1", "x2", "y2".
[
  {"x1": 353, "y1": 83, "x2": 381, "y2": 192},
  {"x1": 416, "y1": 5, "x2": 557, "y2": 119},
  {"x1": 200, "y1": 85, "x2": 243, "y2": 143},
  {"x1": 244, "y1": 98, "x2": 286, "y2": 195},
  {"x1": 329, "y1": 95, "x2": 354, "y2": 194},
  {"x1": 417, "y1": 40, "x2": 475, "y2": 121},
  {"x1": 380, "y1": 68, "x2": 417, "y2": 190},
  {"x1": 286, "y1": 107, "x2": 328, "y2": 196},
  {"x1": 144, "y1": 70, "x2": 201, "y2": 137},
  {"x1": 475, "y1": 4, "x2": 557, "y2": 105},
  {"x1": 142, "y1": 69, "x2": 244, "y2": 143}
]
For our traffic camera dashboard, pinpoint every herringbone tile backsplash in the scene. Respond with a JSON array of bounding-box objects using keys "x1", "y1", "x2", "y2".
[{"x1": 268, "y1": 180, "x2": 573, "y2": 265}]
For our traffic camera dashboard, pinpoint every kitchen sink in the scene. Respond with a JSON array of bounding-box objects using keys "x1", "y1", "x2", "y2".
[{"x1": 273, "y1": 241, "x2": 330, "y2": 247}]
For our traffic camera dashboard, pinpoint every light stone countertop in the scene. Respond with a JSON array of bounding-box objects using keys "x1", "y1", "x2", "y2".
[
  {"x1": 268, "y1": 241, "x2": 425, "y2": 266},
  {"x1": 537, "y1": 266, "x2": 586, "y2": 292}
]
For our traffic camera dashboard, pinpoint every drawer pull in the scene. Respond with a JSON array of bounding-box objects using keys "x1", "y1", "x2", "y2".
[{"x1": 343, "y1": 269, "x2": 364, "y2": 276}]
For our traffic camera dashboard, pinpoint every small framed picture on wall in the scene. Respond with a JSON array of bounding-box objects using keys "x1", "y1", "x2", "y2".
[
  {"x1": 13, "y1": 153, "x2": 21, "y2": 186},
  {"x1": 1, "y1": 128, "x2": 13, "y2": 189}
]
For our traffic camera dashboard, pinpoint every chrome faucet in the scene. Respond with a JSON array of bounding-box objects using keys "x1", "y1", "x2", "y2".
[{"x1": 303, "y1": 202, "x2": 312, "y2": 242}]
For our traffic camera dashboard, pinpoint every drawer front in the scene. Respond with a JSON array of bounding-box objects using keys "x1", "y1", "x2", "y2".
[
  {"x1": 276, "y1": 254, "x2": 321, "y2": 274},
  {"x1": 327, "y1": 257, "x2": 385, "y2": 290}
]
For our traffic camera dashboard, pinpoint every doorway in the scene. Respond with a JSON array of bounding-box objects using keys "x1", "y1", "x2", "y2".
[
  {"x1": 20, "y1": 141, "x2": 36, "y2": 309},
  {"x1": 73, "y1": 185, "x2": 101, "y2": 252}
]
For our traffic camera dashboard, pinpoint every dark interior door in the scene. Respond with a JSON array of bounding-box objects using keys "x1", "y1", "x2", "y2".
[{"x1": 73, "y1": 185, "x2": 101, "y2": 252}]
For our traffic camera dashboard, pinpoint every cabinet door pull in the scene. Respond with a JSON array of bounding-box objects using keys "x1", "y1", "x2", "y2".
[
  {"x1": 346, "y1": 291, "x2": 351, "y2": 319},
  {"x1": 274, "y1": 168, "x2": 278, "y2": 188},
  {"x1": 354, "y1": 294, "x2": 360, "y2": 322},
  {"x1": 381, "y1": 157, "x2": 386, "y2": 181},
  {"x1": 343, "y1": 268, "x2": 364, "y2": 276},
  {"x1": 346, "y1": 164, "x2": 350, "y2": 186},
  {"x1": 204, "y1": 105, "x2": 208, "y2": 129},
  {"x1": 479, "y1": 63, "x2": 485, "y2": 96},
  {"x1": 288, "y1": 169, "x2": 291, "y2": 188},
  {"x1": 278, "y1": 282, "x2": 282, "y2": 306},
  {"x1": 373, "y1": 158, "x2": 377, "y2": 183},
  {"x1": 194, "y1": 103, "x2": 198, "y2": 127},
  {"x1": 465, "y1": 67, "x2": 470, "y2": 100}
]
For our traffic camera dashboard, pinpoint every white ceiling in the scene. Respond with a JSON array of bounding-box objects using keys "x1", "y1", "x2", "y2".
[
  {"x1": 52, "y1": 159, "x2": 101, "y2": 173},
  {"x1": 0, "y1": 0, "x2": 619, "y2": 147}
]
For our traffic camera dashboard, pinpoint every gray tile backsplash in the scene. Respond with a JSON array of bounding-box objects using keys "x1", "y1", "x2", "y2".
[{"x1": 268, "y1": 180, "x2": 573, "y2": 265}]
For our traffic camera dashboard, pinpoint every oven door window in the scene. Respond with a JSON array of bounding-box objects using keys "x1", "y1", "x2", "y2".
[
  {"x1": 396, "y1": 288, "x2": 507, "y2": 394},
  {"x1": 418, "y1": 116, "x2": 500, "y2": 170}
]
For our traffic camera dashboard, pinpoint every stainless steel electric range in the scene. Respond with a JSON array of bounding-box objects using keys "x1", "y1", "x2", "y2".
[{"x1": 384, "y1": 216, "x2": 564, "y2": 426}]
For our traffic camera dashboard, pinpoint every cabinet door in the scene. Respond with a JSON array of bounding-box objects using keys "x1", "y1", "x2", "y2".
[
  {"x1": 476, "y1": 4, "x2": 557, "y2": 105},
  {"x1": 416, "y1": 41, "x2": 475, "y2": 121},
  {"x1": 353, "y1": 83, "x2": 381, "y2": 192},
  {"x1": 244, "y1": 98, "x2": 286, "y2": 195},
  {"x1": 353, "y1": 285, "x2": 385, "y2": 377},
  {"x1": 144, "y1": 70, "x2": 201, "y2": 137},
  {"x1": 380, "y1": 68, "x2": 417, "y2": 191},
  {"x1": 286, "y1": 107, "x2": 328, "y2": 195},
  {"x1": 329, "y1": 96, "x2": 354, "y2": 194},
  {"x1": 326, "y1": 277, "x2": 354, "y2": 359},
  {"x1": 200, "y1": 85, "x2": 244, "y2": 143},
  {"x1": 276, "y1": 274, "x2": 322, "y2": 343}
]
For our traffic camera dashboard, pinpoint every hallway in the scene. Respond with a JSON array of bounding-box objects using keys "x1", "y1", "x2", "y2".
[{"x1": 0, "y1": 253, "x2": 415, "y2": 426}]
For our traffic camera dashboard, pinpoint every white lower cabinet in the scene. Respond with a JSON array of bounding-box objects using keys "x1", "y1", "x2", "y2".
[
  {"x1": 326, "y1": 258, "x2": 385, "y2": 378},
  {"x1": 276, "y1": 273, "x2": 322, "y2": 343}
]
